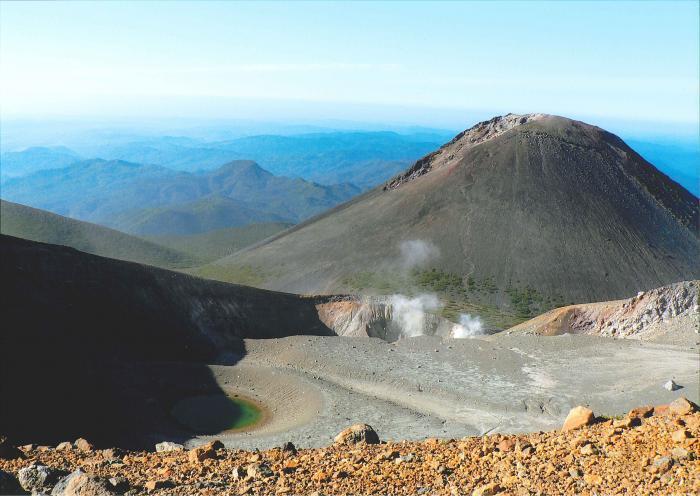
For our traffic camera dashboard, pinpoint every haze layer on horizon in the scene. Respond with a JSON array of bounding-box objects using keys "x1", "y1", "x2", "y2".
[{"x1": 1, "y1": 1, "x2": 698, "y2": 134}]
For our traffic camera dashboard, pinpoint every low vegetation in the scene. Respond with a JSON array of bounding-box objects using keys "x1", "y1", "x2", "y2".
[
  {"x1": 189, "y1": 263, "x2": 270, "y2": 287},
  {"x1": 148, "y1": 222, "x2": 292, "y2": 263},
  {"x1": 0, "y1": 200, "x2": 197, "y2": 269},
  {"x1": 342, "y1": 268, "x2": 566, "y2": 328}
]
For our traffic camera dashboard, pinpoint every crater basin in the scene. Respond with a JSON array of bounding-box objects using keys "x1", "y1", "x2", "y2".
[{"x1": 171, "y1": 394, "x2": 265, "y2": 434}]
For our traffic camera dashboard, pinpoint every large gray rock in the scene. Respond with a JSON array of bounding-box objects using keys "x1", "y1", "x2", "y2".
[
  {"x1": 51, "y1": 469, "x2": 116, "y2": 496},
  {"x1": 50, "y1": 470, "x2": 82, "y2": 496},
  {"x1": 333, "y1": 424, "x2": 380, "y2": 445},
  {"x1": 17, "y1": 463, "x2": 67, "y2": 493}
]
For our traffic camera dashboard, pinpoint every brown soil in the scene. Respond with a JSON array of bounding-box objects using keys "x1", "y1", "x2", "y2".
[{"x1": 2, "y1": 406, "x2": 698, "y2": 495}]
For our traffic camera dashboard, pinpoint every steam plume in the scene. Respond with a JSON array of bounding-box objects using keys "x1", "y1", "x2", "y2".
[
  {"x1": 451, "y1": 313, "x2": 485, "y2": 338},
  {"x1": 398, "y1": 239, "x2": 440, "y2": 271},
  {"x1": 388, "y1": 293, "x2": 441, "y2": 338}
]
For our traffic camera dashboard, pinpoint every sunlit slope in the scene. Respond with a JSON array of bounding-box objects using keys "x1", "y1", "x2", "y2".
[
  {"x1": 148, "y1": 222, "x2": 292, "y2": 263},
  {"x1": 0, "y1": 200, "x2": 197, "y2": 268},
  {"x1": 204, "y1": 114, "x2": 700, "y2": 306}
]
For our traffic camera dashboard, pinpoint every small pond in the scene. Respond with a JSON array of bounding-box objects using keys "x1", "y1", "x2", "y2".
[{"x1": 171, "y1": 394, "x2": 264, "y2": 434}]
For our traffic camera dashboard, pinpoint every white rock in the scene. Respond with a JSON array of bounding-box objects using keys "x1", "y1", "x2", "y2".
[
  {"x1": 663, "y1": 380, "x2": 680, "y2": 391},
  {"x1": 155, "y1": 441, "x2": 184, "y2": 452}
]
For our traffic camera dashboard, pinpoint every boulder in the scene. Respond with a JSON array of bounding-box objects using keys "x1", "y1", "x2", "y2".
[
  {"x1": 654, "y1": 404, "x2": 670, "y2": 416},
  {"x1": 671, "y1": 429, "x2": 690, "y2": 443},
  {"x1": 281, "y1": 441, "x2": 297, "y2": 454},
  {"x1": 562, "y1": 406, "x2": 594, "y2": 432},
  {"x1": 472, "y1": 483, "x2": 502, "y2": 496},
  {"x1": 207, "y1": 439, "x2": 224, "y2": 450},
  {"x1": 652, "y1": 456, "x2": 673, "y2": 473},
  {"x1": 685, "y1": 415, "x2": 700, "y2": 430},
  {"x1": 568, "y1": 468, "x2": 583, "y2": 478},
  {"x1": 155, "y1": 441, "x2": 184, "y2": 453},
  {"x1": 520, "y1": 445, "x2": 535, "y2": 457},
  {"x1": 333, "y1": 424, "x2": 380, "y2": 445},
  {"x1": 246, "y1": 464, "x2": 274, "y2": 479},
  {"x1": 232, "y1": 466, "x2": 247, "y2": 480},
  {"x1": 580, "y1": 443, "x2": 599, "y2": 455},
  {"x1": 627, "y1": 406, "x2": 653, "y2": 419},
  {"x1": 583, "y1": 474, "x2": 603, "y2": 485},
  {"x1": 669, "y1": 397, "x2": 698, "y2": 416},
  {"x1": 56, "y1": 442, "x2": 73, "y2": 451},
  {"x1": 144, "y1": 480, "x2": 173, "y2": 491},
  {"x1": 187, "y1": 440, "x2": 224, "y2": 463},
  {"x1": 108, "y1": 477, "x2": 129, "y2": 493},
  {"x1": 51, "y1": 469, "x2": 116, "y2": 496},
  {"x1": 51, "y1": 470, "x2": 83, "y2": 496},
  {"x1": 671, "y1": 447, "x2": 691, "y2": 460},
  {"x1": 497, "y1": 438, "x2": 515, "y2": 452},
  {"x1": 612, "y1": 417, "x2": 639, "y2": 429},
  {"x1": 74, "y1": 438, "x2": 93, "y2": 452},
  {"x1": 663, "y1": 380, "x2": 680, "y2": 391},
  {"x1": 101, "y1": 448, "x2": 124, "y2": 461},
  {"x1": 18, "y1": 463, "x2": 67, "y2": 493}
]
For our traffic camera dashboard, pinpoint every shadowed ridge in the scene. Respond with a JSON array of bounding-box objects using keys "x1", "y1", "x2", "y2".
[{"x1": 0, "y1": 234, "x2": 336, "y2": 448}]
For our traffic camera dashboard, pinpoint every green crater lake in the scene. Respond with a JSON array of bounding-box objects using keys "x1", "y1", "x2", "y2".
[{"x1": 171, "y1": 394, "x2": 264, "y2": 434}]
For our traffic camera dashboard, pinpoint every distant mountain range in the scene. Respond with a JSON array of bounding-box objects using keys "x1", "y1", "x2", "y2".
[
  {"x1": 3, "y1": 130, "x2": 697, "y2": 193},
  {"x1": 202, "y1": 132, "x2": 447, "y2": 188},
  {"x1": 208, "y1": 114, "x2": 700, "y2": 315},
  {"x1": 1, "y1": 159, "x2": 359, "y2": 236},
  {"x1": 1, "y1": 131, "x2": 448, "y2": 189},
  {"x1": 0, "y1": 146, "x2": 82, "y2": 179}
]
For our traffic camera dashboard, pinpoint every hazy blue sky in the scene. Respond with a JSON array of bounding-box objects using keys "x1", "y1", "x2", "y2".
[{"x1": 1, "y1": 1, "x2": 698, "y2": 129}]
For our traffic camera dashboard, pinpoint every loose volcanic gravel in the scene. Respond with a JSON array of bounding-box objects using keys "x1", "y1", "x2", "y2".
[{"x1": 1, "y1": 403, "x2": 698, "y2": 495}]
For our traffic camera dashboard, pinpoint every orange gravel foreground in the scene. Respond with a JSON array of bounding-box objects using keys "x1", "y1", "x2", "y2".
[{"x1": 1, "y1": 407, "x2": 698, "y2": 495}]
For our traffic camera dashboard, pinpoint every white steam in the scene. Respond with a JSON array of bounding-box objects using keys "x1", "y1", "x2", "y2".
[
  {"x1": 386, "y1": 239, "x2": 485, "y2": 340},
  {"x1": 451, "y1": 313, "x2": 485, "y2": 338},
  {"x1": 398, "y1": 239, "x2": 440, "y2": 270},
  {"x1": 388, "y1": 293, "x2": 441, "y2": 338}
]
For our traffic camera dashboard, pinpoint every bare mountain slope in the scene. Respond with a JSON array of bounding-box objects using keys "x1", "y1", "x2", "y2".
[
  {"x1": 204, "y1": 114, "x2": 699, "y2": 306},
  {"x1": 508, "y1": 280, "x2": 699, "y2": 343}
]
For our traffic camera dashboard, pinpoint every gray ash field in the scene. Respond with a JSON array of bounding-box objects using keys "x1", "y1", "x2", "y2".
[{"x1": 183, "y1": 333, "x2": 699, "y2": 450}]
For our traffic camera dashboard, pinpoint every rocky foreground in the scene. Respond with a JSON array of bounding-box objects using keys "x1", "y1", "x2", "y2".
[{"x1": 1, "y1": 398, "x2": 698, "y2": 496}]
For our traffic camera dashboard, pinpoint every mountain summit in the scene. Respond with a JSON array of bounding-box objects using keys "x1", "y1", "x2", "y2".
[
  {"x1": 201, "y1": 114, "x2": 700, "y2": 306},
  {"x1": 385, "y1": 113, "x2": 547, "y2": 189}
]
